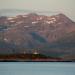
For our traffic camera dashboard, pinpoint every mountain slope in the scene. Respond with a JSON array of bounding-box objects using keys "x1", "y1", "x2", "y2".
[{"x1": 0, "y1": 12, "x2": 75, "y2": 58}]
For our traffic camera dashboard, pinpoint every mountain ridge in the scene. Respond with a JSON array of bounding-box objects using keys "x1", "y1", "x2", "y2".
[{"x1": 0, "y1": 12, "x2": 75, "y2": 59}]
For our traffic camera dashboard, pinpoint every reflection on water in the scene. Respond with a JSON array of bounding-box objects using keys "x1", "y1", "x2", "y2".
[{"x1": 0, "y1": 62, "x2": 75, "y2": 75}]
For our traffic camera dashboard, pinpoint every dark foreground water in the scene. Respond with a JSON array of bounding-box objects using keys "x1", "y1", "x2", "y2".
[{"x1": 0, "y1": 62, "x2": 75, "y2": 75}]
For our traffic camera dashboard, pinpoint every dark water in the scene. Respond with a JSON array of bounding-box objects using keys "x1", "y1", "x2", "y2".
[{"x1": 0, "y1": 62, "x2": 75, "y2": 75}]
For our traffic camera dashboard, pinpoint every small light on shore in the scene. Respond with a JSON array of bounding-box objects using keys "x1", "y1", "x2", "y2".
[{"x1": 33, "y1": 50, "x2": 39, "y2": 55}]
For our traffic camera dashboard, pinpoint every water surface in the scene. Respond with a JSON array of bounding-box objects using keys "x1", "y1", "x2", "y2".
[{"x1": 0, "y1": 62, "x2": 75, "y2": 75}]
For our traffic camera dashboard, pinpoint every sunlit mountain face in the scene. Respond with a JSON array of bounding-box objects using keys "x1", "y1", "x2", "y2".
[{"x1": 0, "y1": 10, "x2": 75, "y2": 61}]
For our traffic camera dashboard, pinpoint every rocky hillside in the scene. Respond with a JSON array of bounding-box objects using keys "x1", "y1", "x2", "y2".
[{"x1": 0, "y1": 13, "x2": 75, "y2": 58}]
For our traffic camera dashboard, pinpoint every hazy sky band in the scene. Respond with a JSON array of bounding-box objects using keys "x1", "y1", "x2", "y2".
[{"x1": 0, "y1": 0, "x2": 75, "y2": 21}]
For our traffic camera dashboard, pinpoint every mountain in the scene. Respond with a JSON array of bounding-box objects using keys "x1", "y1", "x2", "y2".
[
  {"x1": 0, "y1": 12, "x2": 75, "y2": 59},
  {"x1": 51, "y1": 31, "x2": 75, "y2": 58}
]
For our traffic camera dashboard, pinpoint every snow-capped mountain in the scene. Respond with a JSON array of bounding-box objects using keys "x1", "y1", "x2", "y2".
[{"x1": 0, "y1": 12, "x2": 75, "y2": 58}]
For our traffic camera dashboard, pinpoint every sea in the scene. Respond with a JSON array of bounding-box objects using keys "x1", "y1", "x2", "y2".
[{"x1": 0, "y1": 62, "x2": 75, "y2": 75}]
